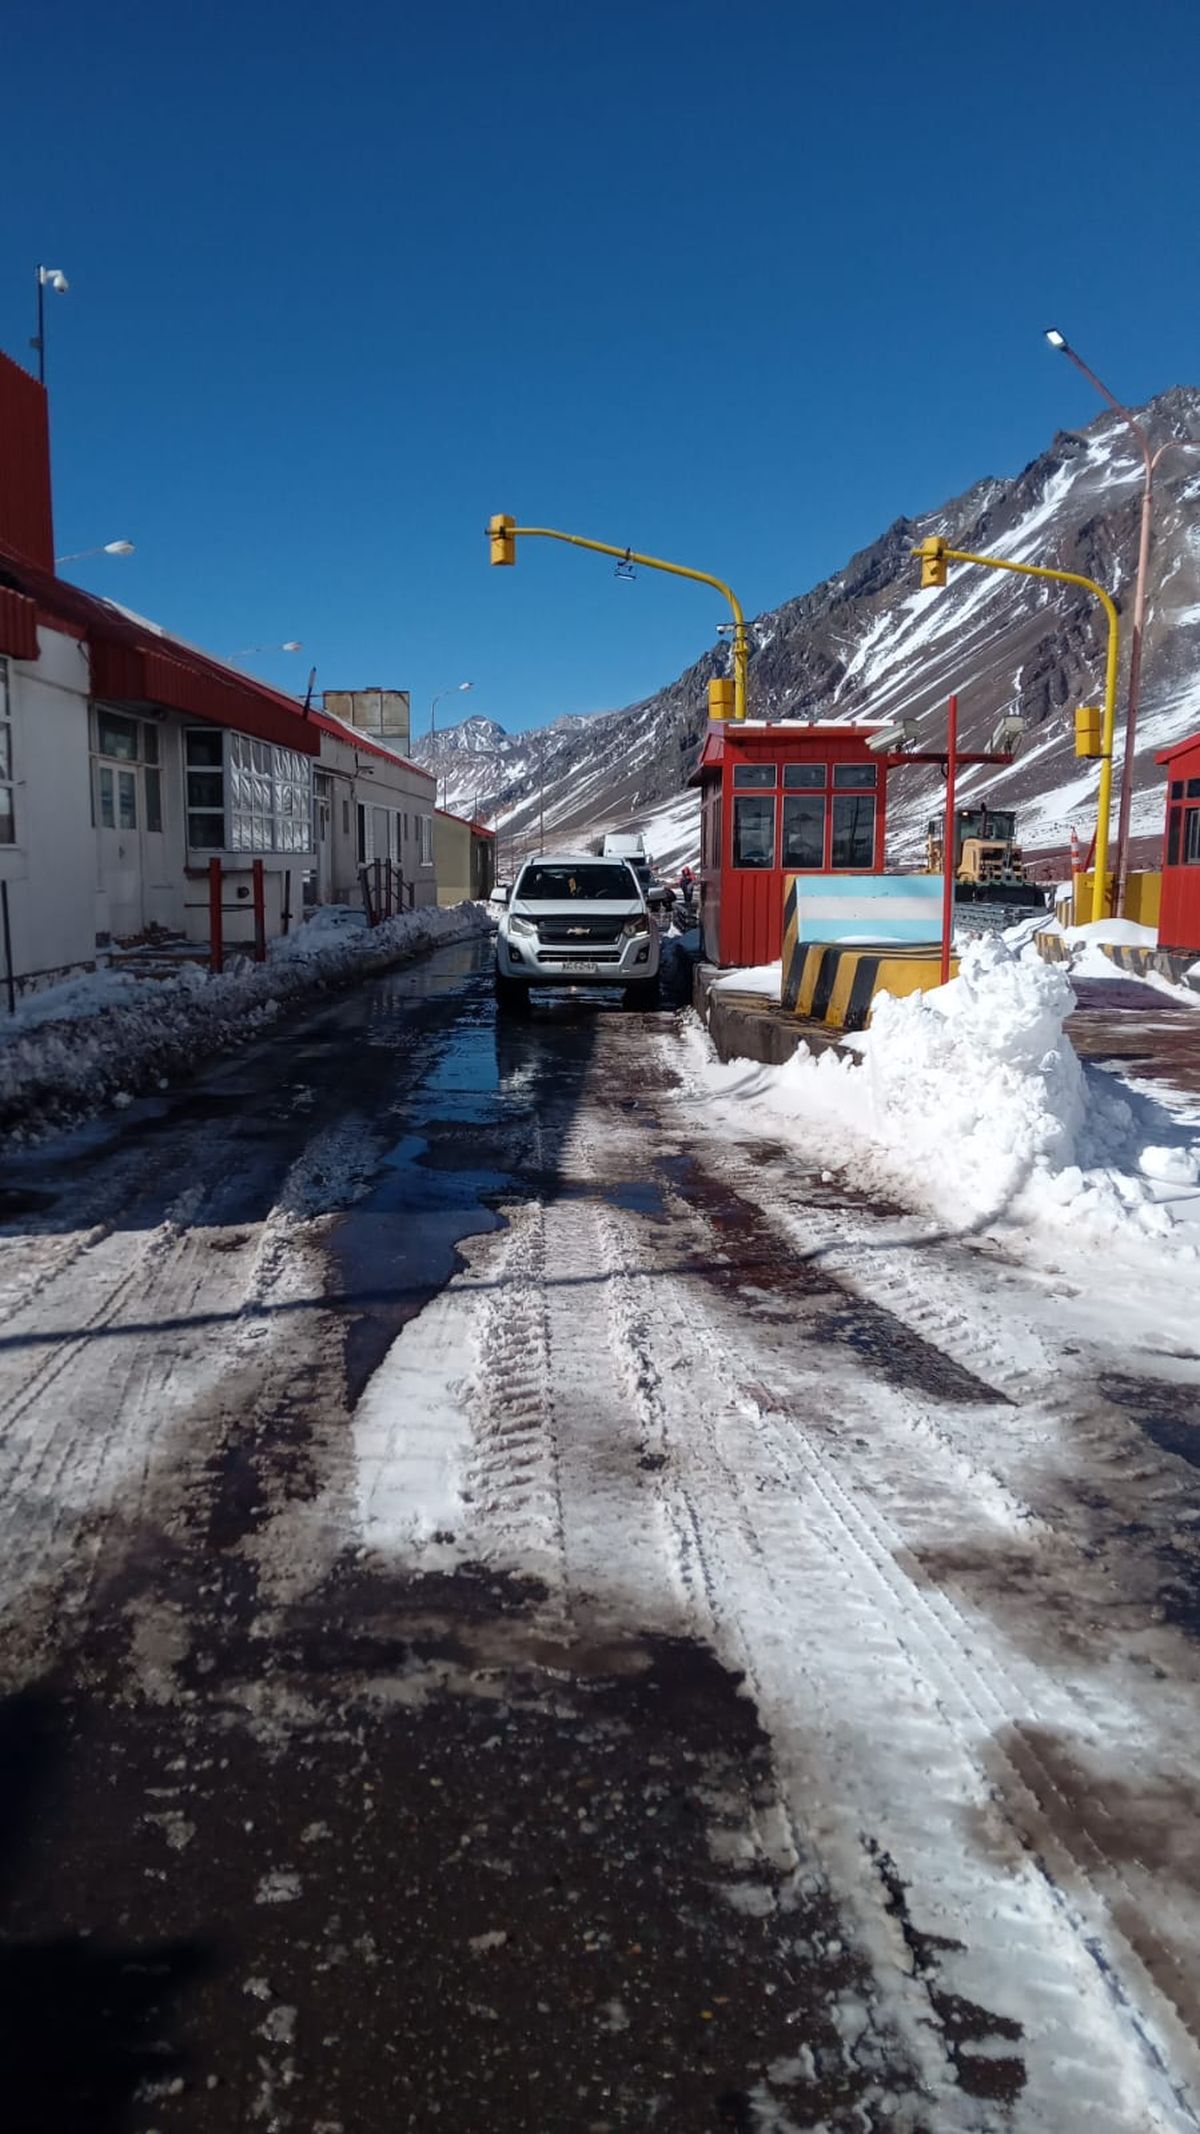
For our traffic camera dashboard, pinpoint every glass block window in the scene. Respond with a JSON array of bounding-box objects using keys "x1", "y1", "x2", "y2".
[
  {"x1": 226, "y1": 733, "x2": 313, "y2": 853},
  {"x1": 186, "y1": 729, "x2": 312, "y2": 853}
]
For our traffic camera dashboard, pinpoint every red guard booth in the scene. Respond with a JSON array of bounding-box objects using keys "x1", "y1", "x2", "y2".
[
  {"x1": 1157, "y1": 730, "x2": 1200, "y2": 953},
  {"x1": 690, "y1": 722, "x2": 888, "y2": 967}
]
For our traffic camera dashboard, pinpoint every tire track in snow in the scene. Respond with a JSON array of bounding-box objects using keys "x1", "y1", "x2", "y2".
[{"x1": 564, "y1": 1019, "x2": 1200, "y2": 2130}]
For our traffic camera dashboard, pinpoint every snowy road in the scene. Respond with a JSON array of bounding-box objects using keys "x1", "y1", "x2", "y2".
[{"x1": 1, "y1": 937, "x2": 1200, "y2": 2131}]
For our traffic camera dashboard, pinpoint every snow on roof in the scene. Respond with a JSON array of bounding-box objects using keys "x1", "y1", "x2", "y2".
[{"x1": 311, "y1": 703, "x2": 432, "y2": 781}]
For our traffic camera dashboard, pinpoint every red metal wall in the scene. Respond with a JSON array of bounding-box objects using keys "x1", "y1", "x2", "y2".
[
  {"x1": 0, "y1": 352, "x2": 53, "y2": 571},
  {"x1": 0, "y1": 587, "x2": 39, "y2": 660},
  {"x1": 1159, "y1": 735, "x2": 1200, "y2": 952}
]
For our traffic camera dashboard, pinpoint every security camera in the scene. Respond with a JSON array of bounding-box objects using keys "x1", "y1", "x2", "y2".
[
  {"x1": 40, "y1": 268, "x2": 69, "y2": 293},
  {"x1": 988, "y1": 714, "x2": 1027, "y2": 756},
  {"x1": 866, "y1": 720, "x2": 917, "y2": 754}
]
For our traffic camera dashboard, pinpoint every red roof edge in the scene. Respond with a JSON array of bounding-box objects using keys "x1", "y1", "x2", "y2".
[
  {"x1": 1156, "y1": 729, "x2": 1200, "y2": 766},
  {"x1": 435, "y1": 806, "x2": 496, "y2": 836}
]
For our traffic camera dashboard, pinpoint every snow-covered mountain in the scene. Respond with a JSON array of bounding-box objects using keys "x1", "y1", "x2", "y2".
[{"x1": 415, "y1": 388, "x2": 1200, "y2": 873}]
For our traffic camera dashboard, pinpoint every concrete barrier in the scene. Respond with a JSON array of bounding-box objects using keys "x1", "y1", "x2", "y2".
[
  {"x1": 1034, "y1": 931, "x2": 1199, "y2": 990},
  {"x1": 784, "y1": 938, "x2": 956, "y2": 1031}
]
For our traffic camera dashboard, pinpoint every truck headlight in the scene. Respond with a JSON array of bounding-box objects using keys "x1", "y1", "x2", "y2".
[
  {"x1": 508, "y1": 914, "x2": 536, "y2": 938},
  {"x1": 623, "y1": 913, "x2": 649, "y2": 937}
]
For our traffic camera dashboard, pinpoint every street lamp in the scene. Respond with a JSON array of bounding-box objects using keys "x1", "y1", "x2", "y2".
[
  {"x1": 430, "y1": 681, "x2": 473, "y2": 807},
  {"x1": 228, "y1": 640, "x2": 303, "y2": 655},
  {"x1": 32, "y1": 265, "x2": 68, "y2": 386},
  {"x1": 1044, "y1": 326, "x2": 1200, "y2": 913},
  {"x1": 55, "y1": 539, "x2": 135, "y2": 564}
]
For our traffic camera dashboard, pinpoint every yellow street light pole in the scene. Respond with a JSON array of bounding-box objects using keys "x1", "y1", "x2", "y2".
[
  {"x1": 487, "y1": 516, "x2": 749, "y2": 722},
  {"x1": 913, "y1": 538, "x2": 1119, "y2": 925}
]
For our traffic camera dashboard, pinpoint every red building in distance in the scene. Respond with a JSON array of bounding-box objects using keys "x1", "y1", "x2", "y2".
[
  {"x1": 690, "y1": 721, "x2": 889, "y2": 968},
  {"x1": 1157, "y1": 730, "x2": 1200, "y2": 952}
]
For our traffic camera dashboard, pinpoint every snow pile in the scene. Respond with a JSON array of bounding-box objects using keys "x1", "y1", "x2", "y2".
[
  {"x1": 860, "y1": 936, "x2": 1089, "y2": 1218},
  {"x1": 692, "y1": 935, "x2": 1197, "y2": 1248},
  {"x1": 0, "y1": 901, "x2": 494, "y2": 1140}
]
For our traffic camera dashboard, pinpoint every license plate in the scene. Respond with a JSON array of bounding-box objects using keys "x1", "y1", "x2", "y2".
[{"x1": 564, "y1": 960, "x2": 599, "y2": 973}]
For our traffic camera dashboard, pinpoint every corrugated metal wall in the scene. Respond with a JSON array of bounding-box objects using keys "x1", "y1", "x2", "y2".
[
  {"x1": 0, "y1": 588, "x2": 40, "y2": 660},
  {"x1": 1160, "y1": 736, "x2": 1200, "y2": 952},
  {"x1": 0, "y1": 352, "x2": 54, "y2": 571}
]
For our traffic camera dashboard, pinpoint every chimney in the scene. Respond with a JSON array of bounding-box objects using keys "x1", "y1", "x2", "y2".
[{"x1": 0, "y1": 351, "x2": 54, "y2": 573}]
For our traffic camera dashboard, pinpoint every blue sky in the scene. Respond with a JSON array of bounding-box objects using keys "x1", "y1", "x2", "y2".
[{"x1": 5, "y1": 0, "x2": 1199, "y2": 738}]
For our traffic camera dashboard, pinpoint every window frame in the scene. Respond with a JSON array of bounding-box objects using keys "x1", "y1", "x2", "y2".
[
  {"x1": 732, "y1": 792, "x2": 777, "y2": 871},
  {"x1": 419, "y1": 813, "x2": 433, "y2": 866},
  {"x1": 830, "y1": 791, "x2": 877, "y2": 870},
  {"x1": 184, "y1": 726, "x2": 314, "y2": 856},
  {"x1": 781, "y1": 791, "x2": 827, "y2": 870},
  {"x1": 93, "y1": 707, "x2": 168, "y2": 841}
]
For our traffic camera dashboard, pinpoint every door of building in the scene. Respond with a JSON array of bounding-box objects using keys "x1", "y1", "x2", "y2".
[{"x1": 93, "y1": 709, "x2": 167, "y2": 941}]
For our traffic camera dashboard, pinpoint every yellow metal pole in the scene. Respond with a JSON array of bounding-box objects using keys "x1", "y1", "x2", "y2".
[
  {"x1": 503, "y1": 524, "x2": 749, "y2": 720},
  {"x1": 921, "y1": 545, "x2": 1120, "y2": 924}
]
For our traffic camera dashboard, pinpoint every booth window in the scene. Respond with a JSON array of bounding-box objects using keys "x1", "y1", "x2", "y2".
[
  {"x1": 831, "y1": 793, "x2": 876, "y2": 868},
  {"x1": 733, "y1": 794, "x2": 776, "y2": 869},
  {"x1": 833, "y1": 763, "x2": 878, "y2": 790},
  {"x1": 782, "y1": 794, "x2": 826, "y2": 868},
  {"x1": 1188, "y1": 808, "x2": 1200, "y2": 864},
  {"x1": 783, "y1": 763, "x2": 824, "y2": 789},
  {"x1": 732, "y1": 763, "x2": 776, "y2": 789}
]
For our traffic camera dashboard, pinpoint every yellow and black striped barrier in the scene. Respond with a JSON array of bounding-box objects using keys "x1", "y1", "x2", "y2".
[{"x1": 782, "y1": 939, "x2": 958, "y2": 1032}]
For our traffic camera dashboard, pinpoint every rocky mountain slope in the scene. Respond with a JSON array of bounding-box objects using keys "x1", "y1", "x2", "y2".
[{"x1": 415, "y1": 388, "x2": 1200, "y2": 872}]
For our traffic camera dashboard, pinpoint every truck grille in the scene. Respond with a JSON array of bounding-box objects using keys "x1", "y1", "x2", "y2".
[{"x1": 536, "y1": 919, "x2": 624, "y2": 947}]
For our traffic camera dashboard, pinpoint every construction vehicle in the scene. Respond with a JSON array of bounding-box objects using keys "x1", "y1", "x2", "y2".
[{"x1": 925, "y1": 805, "x2": 1047, "y2": 908}]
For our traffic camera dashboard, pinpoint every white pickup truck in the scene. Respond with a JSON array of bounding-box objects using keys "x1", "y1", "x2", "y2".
[{"x1": 494, "y1": 854, "x2": 661, "y2": 1011}]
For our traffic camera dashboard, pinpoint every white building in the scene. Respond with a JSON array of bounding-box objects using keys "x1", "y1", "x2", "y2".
[{"x1": 0, "y1": 348, "x2": 436, "y2": 997}]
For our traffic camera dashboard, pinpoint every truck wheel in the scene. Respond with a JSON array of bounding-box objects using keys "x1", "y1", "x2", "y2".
[
  {"x1": 494, "y1": 972, "x2": 530, "y2": 1015},
  {"x1": 625, "y1": 978, "x2": 660, "y2": 1011}
]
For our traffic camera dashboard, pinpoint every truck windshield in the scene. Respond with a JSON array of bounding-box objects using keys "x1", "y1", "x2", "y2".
[{"x1": 517, "y1": 863, "x2": 636, "y2": 901}]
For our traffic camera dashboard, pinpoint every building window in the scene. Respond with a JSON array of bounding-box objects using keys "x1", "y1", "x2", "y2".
[
  {"x1": 833, "y1": 763, "x2": 877, "y2": 790},
  {"x1": 356, "y1": 803, "x2": 367, "y2": 864},
  {"x1": 394, "y1": 810, "x2": 404, "y2": 859},
  {"x1": 228, "y1": 732, "x2": 312, "y2": 853},
  {"x1": 185, "y1": 729, "x2": 226, "y2": 848},
  {"x1": 733, "y1": 794, "x2": 776, "y2": 869},
  {"x1": 419, "y1": 813, "x2": 433, "y2": 865},
  {"x1": 0, "y1": 658, "x2": 14, "y2": 847},
  {"x1": 783, "y1": 763, "x2": 824, "y2": 790},
  {"x1": 93, "y1": 708, "x2": 165, "y2": 840},
  {"x1": 184, "y1": 728, "x2": 313, "y2": 853},
  {"x1": 782, "y1": 793, "x2": 826, "y2": 868},
  {"x1": 831, "y1": 793, "x2": 876, "y2": 869},
  {"x1": 1187, "y1": 808, "x2": 1200, "y2": 865},
  {"x1": 732, "y1": 763, "x2": 776, "y2": 790}
]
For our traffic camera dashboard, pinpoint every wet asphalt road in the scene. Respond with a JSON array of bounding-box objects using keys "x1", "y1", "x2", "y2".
[
  {"x1": 6, "y1": 942, "x2": 1200, "y2": 2131},
  {"x1": 0, "y1": 942, "x2": 906, "y2": 2134}
]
